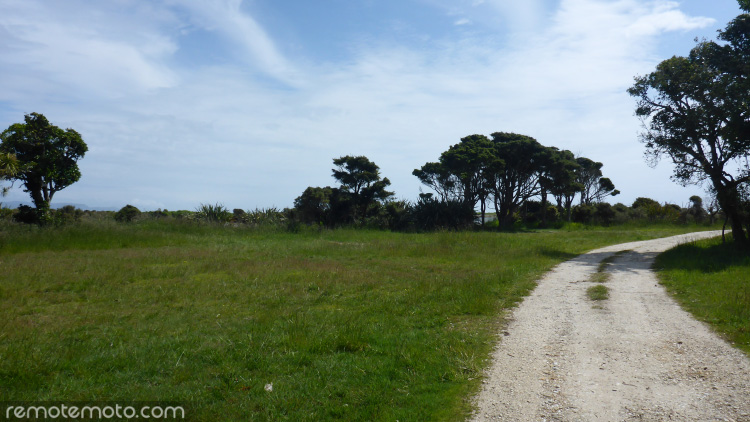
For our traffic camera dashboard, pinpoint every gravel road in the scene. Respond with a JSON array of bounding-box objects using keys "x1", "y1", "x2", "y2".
[{"x1": 470, "y1": 231, "x2": 750, "y2": 421}]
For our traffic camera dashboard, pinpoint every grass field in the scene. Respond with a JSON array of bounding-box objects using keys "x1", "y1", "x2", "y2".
[
  {"x1": 0, "y1": 220, "x2": 718, "y2": 421},
  {"x1": 655, "y1": 236, "x2": 750, "y2": 356}
]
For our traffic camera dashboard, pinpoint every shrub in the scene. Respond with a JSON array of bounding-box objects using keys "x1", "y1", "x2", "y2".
[
  {"x1": 572, "y1": 204, "x2": 594, "y2": 224},
  {"x1": 170, "y1": 210, "x2": 193, "y2": 219},
  {"x1": 195, "y1": 203, "x2": 230, "y2": 223},
  {"x1": 632, "y1": 197, "x2": 660, "y2": 209},
  {"x1": 54, "y1": 205, "x2": 83, "y2": 225},
  {"x1": 245, "y1": 207, "x2": 285, "y2": 227},
  {"x1": 149, "y1": 209, "x2": 168, "y2": 219},
  {"x1": 384, "y1": 200, "x2": 412, "y2": 231},
  {"x1": 0, "y1": 206, "x2": 14, "y2": 221},
  {"x1": 593, "y1": 203, "x2": 616, "y2": 225},
  {"x1": 293, "y1": 186, "x2": 334, "y2": 226},
  {"x1": 114, "y1": 205, "x2": 141, "y2": 223},
  {"x1": 410, "y1": 194, "x2": 474, "y2": 231},
  {"x1": 13, "y1": 205, "x2": 37, "y2": 224},
  {"x1": 232, "y1": 209, "x2": 247, "y2": 223}
]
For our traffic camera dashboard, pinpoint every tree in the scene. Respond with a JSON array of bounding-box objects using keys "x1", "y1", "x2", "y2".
[
  {"x1": 412, "y1": 161, "x2": 458, "y2": 203},
  {"x1": 114, "y1": 204, "x2": 142, "y2": 223},
  {"x1": 414, "y1": 135, "x2": 495, "y2": 225},
  {"x1": 488, "y1": 132, "x2": 545, "y2": 228},
  {"x1": 576, "y1": 157, "x2": 619, "y2": 205},
  {"x1": 538, "y1": 147, "x2": 581, "y2": 225},
  {"x1": 332, "y1": 155, "x2": 393, "y2": 222},
  {"x1": 687, "y1": 195, "x2": 707, "y2": 223},
  {"x1": 294, "y1": 186, "x2": 334, "y2": 225},
  {"x1": 0, "y1": 152, "x2": 19, "y2": 197},
  {"x1": 549, "y1": 150, "x2": 582, "y2": 222},
  {"x1": 628, "y1": 5, "x2": 750, "y2": 245},
  {"x1": 0, "y1": 113, "x2": 88, "y2": 224},
  {"x1": 438, "y1": 134, "x2": 494, "y2": 224},
  {"x1": 632, "y1": 197, "x2": 660, "y2": 210}
]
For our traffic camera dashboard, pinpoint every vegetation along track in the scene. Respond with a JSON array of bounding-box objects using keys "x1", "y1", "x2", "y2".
[{"x1": 470, "y1": 231, "x2": 750, "y2": 421}]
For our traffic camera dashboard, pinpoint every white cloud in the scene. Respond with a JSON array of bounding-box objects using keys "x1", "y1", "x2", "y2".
[
  {"x1": 0, "y1": 0, "x2": 724, "y2": 209},
  {"x1": 626, "y1": 1, "x2": 715, "y2": 36},
  {"x1": 0, "y1": 0, "x2": 178, "y2": 100},
  {"x1": 454, "y1": 18, "x2": 472, "y2": 26},
  {"x1": 170, "y1": 0, "x2": 300, "y2": 84}
]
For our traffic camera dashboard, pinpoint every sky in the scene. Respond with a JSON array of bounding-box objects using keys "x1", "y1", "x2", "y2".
[{"x1": 0, "y1": 0, "x2": 744, "y2": 211}]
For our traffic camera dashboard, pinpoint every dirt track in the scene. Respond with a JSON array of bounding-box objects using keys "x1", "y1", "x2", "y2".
[{"x1": 471, "y1": 231, "x2": 750, "y2": 421}]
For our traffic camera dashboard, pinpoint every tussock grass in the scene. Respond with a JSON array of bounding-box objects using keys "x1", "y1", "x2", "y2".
[
  {"x1": 587, "y1": 284, "x2": 610, "y2": 301},
  {"x1": 0, "y1": 221, "x2": 714, "y2": 420},
  {"x1": 655, "y1": 236, "x2": 750, "y2": 355}
]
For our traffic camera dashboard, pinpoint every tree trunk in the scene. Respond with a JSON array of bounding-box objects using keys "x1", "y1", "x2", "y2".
[
  {"x1": 493, "y1": 193, "x2": 502, "y2": 230},
  {"x1": 728, "y1": 209, "x2": 748, "y2": 246},
  {"x1": 480, "y1": 199, "x2": 486, "y2": 227},
  {"x1": 713, "y1": 179, "x2": 748, "y2": 247}
]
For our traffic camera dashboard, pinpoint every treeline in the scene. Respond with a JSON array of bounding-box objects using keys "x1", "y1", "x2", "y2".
[
  {"x1": 412, "y1": 132, "x2": 618, "y2": 228},
  {"x1": 278, "y1": 131, "x2": 725, "y2": 231},
  {"x1": 293, "y1": 132, "x2": 621, "y2": 230},
  {"x1": 0, "y1": 194, "x2": 718, "y2": 231},
  {"x1": 0, "y1": 131, "x2": 728, "y2": 231},
  {"x1": 0, "y1": 114, "x2": 736, "y2": 232}
]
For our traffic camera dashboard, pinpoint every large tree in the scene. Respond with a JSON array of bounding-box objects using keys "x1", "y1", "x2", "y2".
[
  {"x1": 628, "y1": 3, "x2": 750, "y2": 245},
  {"x1": 488, "y1": 132, "x2": 545, "y2": 228},
  {"x1": 0, "y1": 113, "x2": 88, "y2": 223},
  {"x1": 419, "y1": 134, "x2": 495, "y2": 224},
  {"x1": 576, "y1": 157, "x2": 619, "y2": 205},
  {"x1": 412, "y1": 161, "x2": 459, "y2": 203},
  {"x1": 545, "y1": 150, "x2": 583, "y2": 221},
  {"x1": 332, "y1": 155, "x2": 393, "y2": 222}
]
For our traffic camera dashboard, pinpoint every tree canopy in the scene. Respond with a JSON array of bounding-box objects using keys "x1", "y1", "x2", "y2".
[
  {"x1": 0, "y1": 152, "x2": 19, "y2": 197},
  {"x1": 576, "y1": 157, "x2": 619, "y2": 205},
  {"x1": 332, "y1": 155, "x2": 393, "y2": 221},
  {"x1": 414, "y1": 132, "x2": 616, "y2": 228},
  {"x1": 628, "y1": 4, "x2": 750, "y2": 245},
  {"x1": 294, "y1": 155, "x2": 394, "y2": 227},
  {"x1": 0, "y1": 113, "x2": 88, "y2": 223},
  {"x1": 488, "y1": 132, "x2": 546, "y2": 227}
]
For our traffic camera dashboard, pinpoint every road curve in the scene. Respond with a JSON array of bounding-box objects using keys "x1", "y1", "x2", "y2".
[{"x1": 470, "y1": 231, "x2": 750, "y2": 421}]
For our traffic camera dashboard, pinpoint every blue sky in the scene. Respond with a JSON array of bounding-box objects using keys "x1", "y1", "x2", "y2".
[{"x1": 0, "y1": 0, "x2": 744, "y2": 210}]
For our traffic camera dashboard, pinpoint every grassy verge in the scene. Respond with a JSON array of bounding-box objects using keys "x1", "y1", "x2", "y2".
[
  {"x1": 0, "y1": 221, "x2": 716, "y2": 421},
  {"x1": 654, "y1": 236, "x2": 750, "y2": 355}
]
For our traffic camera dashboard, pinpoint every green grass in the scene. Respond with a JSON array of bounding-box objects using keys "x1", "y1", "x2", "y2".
[
  {"x1": 655, "y1": 236, "x2": 750, "y2": 355},
  {"x1": 586, "y1": 284, "x2": 610, "y2": 301},
  {"x1": 590, "y1": 272, "x2": 611, "y2": 284},
  {"x1": 0, "y1": 220, "x2": 716, "y2": 421}
]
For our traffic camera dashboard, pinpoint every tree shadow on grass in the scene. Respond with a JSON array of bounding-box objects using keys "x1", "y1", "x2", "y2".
[
  {"x1": 655, "y1": 240, "x2": 750, "y2": 274},
  {"x1": 538, "y1": 248, "x2": 580, "y2": 261}
]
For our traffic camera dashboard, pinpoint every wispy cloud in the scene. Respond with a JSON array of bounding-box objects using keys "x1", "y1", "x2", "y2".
[
  {"x1": 0, "y1": 0, "x2": 178, "y2": 101},
  {"x1": 170, "y1": 0, "x2": 300, "y2": 84},
  {"x1": 0, "y1": 0, "x2": 724, "y2": 209}
]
